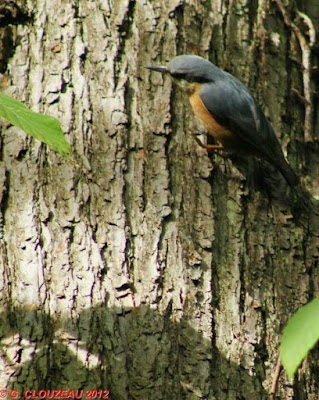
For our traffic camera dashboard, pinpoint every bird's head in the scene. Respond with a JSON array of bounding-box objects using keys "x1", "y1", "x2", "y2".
[{"x1": 146, "y1": 55, "x2": 220, "y2": 94}]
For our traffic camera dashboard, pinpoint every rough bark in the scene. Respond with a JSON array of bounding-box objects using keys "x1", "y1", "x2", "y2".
[{"x1": 0, "y1": 0, "x2": 318, "y2": 399}]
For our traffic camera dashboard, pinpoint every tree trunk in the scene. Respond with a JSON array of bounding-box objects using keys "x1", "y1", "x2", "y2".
[{"x1": 0, "y1": 0, "x2": 318, "y2": 399}]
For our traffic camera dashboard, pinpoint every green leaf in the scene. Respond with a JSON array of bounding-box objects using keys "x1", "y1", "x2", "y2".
[
  {"x1": 0, "y1": 93, "x2": 71, "y2": 158},
  {"x1": 280, "y1": 297, "x2": 319, "y2": 378}
]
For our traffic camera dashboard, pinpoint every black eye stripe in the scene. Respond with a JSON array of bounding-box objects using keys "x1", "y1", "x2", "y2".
[
  {"x1": 196, "y1": 77, "x2": 212, "y2": 83},
  {"x1": 170, "y1": 72, "x2": 211, "y2": 83},
  {"x1": 170, "y1": 72, "x2": 187, "y2": 80}
]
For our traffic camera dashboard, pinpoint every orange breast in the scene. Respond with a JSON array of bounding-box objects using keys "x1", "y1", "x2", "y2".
[{"x1": 189, "y1": 84, "x2": 237, "y2": 149}]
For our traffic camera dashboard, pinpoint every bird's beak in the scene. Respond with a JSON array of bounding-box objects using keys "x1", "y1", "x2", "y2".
[{"x1": 145, "y1": 65, "x2": 169, "y2": 74}]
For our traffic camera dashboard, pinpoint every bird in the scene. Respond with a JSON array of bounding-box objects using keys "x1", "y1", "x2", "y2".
[{"x1": 146, "y1": 55, "x2": 299, "y2": 187}]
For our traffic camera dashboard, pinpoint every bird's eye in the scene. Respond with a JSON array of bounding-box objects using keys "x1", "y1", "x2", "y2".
[
  {"x1": 170, "y1": 72, "x2": 187, "y2": 80},
  {"x1": 170, "y1": 72, "x2": 211, "y2": 84},
  {"x1": 196, "y1": 77, "x2": 211, "y2": 83},
  {"x1": 171, "y1": 73, "x2": 197, "y2": 83}
]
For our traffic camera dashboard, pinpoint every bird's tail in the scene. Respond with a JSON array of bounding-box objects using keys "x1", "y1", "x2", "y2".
[{"x1": 276, "y1": 157, "x2": 299, "y2": 187}]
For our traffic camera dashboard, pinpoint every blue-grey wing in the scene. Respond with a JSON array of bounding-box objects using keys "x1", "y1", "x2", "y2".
[{"x1": 199, "y1": 75, "x2": 280, "y2": 161}]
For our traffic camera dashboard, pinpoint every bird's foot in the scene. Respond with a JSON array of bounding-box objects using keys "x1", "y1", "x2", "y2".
[{"x1": 194, "y1": 136, "x2": 224, "y2": 153}]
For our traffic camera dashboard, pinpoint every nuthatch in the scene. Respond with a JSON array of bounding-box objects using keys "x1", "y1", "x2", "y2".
[{"x1": 147, "y1": 55, "x2": 298, "y2": 187}]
